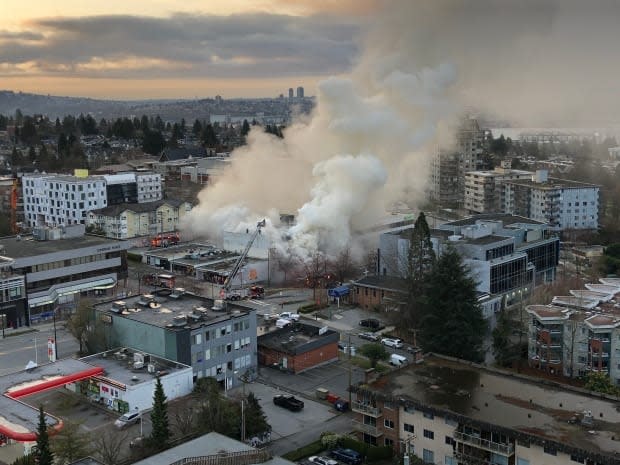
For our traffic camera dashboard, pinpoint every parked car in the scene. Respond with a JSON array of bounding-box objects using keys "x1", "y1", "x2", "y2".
[
  {"x1": 333, "y1": 399, "x2": 349, "y2": 412},
  {"x1": 390, "y1": 353, "x2": 408, "y2": 366},
  {"x1": 381, "y1": 337, "x2": 403, "y2": 349},
  {"x1": 114, "y1": 411, "x2": 141, "y2": 429},
  {"x1": 358, "y1": 318, "x2": 383, "y2": 331},
  {"x1": 279, "y1": 312, "x2": 300, "y2": 321},
  {"x1": 358, "y1": 332, "x2": 379, "y2": 341},
  {"x1": 273, "y1": 394, "x2": 304, "y2": 412},
  {"x1": 330, "y1": 448, "x2": 363, "y2": 465},
  {"x1": 309, "y1": 456, "x2": 338, "y2": 465}
]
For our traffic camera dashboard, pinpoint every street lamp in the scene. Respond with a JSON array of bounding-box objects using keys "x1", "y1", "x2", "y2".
[
  {"x1": 135, "y1": 407, "x2": 143, "y2": 437},
  {"x1": 1, "y1": 313, "x2": 5, "y2": 339},
  {"x1": 52, "y1": 307, "x2": 58, "y2": 361}
]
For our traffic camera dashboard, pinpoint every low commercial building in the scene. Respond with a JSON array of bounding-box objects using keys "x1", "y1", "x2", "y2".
[
  {"x1": 350, "y1": 276, "x2": 408, "y2": 311},
  {"x1": 0, "y1": 225, "x2": 129, "y2": 326},
  {"x1": 92, "y1": 290, "x2": 257, "y2": 387},
  {"x1": 351, "y1": 355, "x2": 620, "y2": 464},
  {"x1": 258, "y1": 322, "x2": 338, "y2": 373}
]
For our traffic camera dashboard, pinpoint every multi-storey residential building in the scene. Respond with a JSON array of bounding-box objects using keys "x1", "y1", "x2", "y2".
[
  {"x1": 379, "y1": 214, "x2": 559, "y2": 306},
  {"x1": 104, "y1": 172, "x2": 162, "y2": 205},
  {"x1": 351, "y1": 355, "x2": 620, "y2": 464},
  {"x1": 87, "y1": 199, "x2": 192, "y2": 239},
  {"x1": 526, "y1": 277, "x2": 620, "y2": 382},
  {"x1": 503, "y1": 170, "x2": 599, "y2": 231},
  {"x1": 0, "y1": 256, "x2": 27, "y2": 329},
  {"x1": 22, "y1": 171, "x2": 163, "y2": 229},
  {"x1": 92, "y1": 290, "x2": 257, "y2": 386},
  {"x1": 0, "y1": 224, "x2": 130, "y2": 324},
  {"x1": 464, "y1": 162, "x2": 533, "y2": 213},
  {"x1": 429, "y1": 118, "x2": 486, "y2": 208}
]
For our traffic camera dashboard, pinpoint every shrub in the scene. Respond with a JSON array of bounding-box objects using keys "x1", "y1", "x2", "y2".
[
  {"x1": 339, "y1": 437, "x2": 393, "y2": 462},
  {"x1": 282, "y1": 440, "x2": 324, "y2": 461}
]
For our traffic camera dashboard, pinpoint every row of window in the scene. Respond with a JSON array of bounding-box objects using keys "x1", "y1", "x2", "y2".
[{"x1": 191, "y1": 320, "x2": 251, "y2": 344}]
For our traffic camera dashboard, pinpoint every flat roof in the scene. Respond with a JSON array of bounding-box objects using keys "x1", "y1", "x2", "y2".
[
  {"x1": 0, "y1": 234, "x2": 129, "y2": 258},
  {"x1": 258, "y1": 322, "x2": 338, "y2": 354},
  {"x1": 445, "y1": 214, "x2": 545, "y2": 227},
  {"x1": 0, "y1": 358, "x2": 103, "y2": 441},
  {"x1": 358, "y1": 355, "x2": 620, "y2": 461},
  {"x1": 504, "y1": 176, "x2": 599, "y2": 190},
  {"x1": 463, "y1": 234, "x2": 512, "y2": 245},
  {"x1": 81, "y1": 348, "x2": 191, "y2": 387},
  {"x1": 95, "y1": 290, "x2": 252, "y2": 330}
]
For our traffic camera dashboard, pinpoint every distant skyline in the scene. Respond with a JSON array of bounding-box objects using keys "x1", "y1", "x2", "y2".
[{"x1": 0, "y1": 1, "x2": 377, "y2": 99}]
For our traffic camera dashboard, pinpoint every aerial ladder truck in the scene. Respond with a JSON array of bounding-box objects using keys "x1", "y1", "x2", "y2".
[{"x1": 211, "y1": 219, "x2": 266, "y2": 311}]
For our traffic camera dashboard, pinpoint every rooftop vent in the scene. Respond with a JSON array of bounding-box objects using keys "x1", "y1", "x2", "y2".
[
  {"x1": 172, "y1": 315, "x2": 187, "y2": 327},
  {"x1": 138, "y1": 294, "x2": 155, "y2": 306},
  {"x1": 110, "y1": 301, "x2": 127, "y2": 313}
]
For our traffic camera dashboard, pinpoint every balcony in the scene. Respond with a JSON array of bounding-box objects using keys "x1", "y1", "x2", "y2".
[
  {"x1": 454, "y1": 431, "x2": 514, "y2": 456},
  {"x1": 352, "y1": 420, "x2": 383, "y2": 437},
  {"x1": 590, "y1": 352, "x2": 610, "y2": 359},
  {"x1": 351, "y1": 402, "x2": 382, "y2": 417},
  {"x1": 454, "y1": 451, "x2": 489, "y2": 465}
]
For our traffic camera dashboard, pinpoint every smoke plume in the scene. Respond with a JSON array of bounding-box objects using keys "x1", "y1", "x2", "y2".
[{"x1": 184, "y1": 0, "x2": 620, "y2": 260}]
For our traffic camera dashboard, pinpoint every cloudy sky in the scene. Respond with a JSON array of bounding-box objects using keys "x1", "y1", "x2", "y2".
[{"x1": 0, "y1": 0, "x2": 377, "y2": 99}]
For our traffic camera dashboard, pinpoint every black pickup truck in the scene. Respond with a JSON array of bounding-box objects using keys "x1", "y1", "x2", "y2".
[{"x1": 273, "y1": 394, "x2": 304, "y2": 412}]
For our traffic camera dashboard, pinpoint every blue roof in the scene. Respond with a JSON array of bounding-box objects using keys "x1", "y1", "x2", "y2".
[{"x1": 328, "y1": 285, "x2": 349, "y2": 297}]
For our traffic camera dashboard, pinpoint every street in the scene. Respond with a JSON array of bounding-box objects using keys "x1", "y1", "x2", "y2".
[{"x1": 0, "y1": 322, "x2": 80, "y2": 376}]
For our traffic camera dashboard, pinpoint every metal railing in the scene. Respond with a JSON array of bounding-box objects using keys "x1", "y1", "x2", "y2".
[
  {"x1": 351, "y1": 401, "x2": 382, "y2": 417},
  {"x1": 169, "y1": 449, "x2": 272, "y2": 465},
  {"x1": 352, "y1": 420, "x2": 383, "y2": 437},
  {"x1": 454, "y1": 431, "x2": 514, "y2": 456}
]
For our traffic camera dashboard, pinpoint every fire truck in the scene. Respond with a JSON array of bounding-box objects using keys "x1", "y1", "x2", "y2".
[
  {"x1": 142, "y1": 273, "x2": 176, "y2": 289},
  {"x1": 150, "y1": 232, "x2": 180, "y2": 248}
]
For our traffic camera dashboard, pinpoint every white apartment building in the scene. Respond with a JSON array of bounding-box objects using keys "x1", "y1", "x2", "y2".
[
  {"x1": 464, "y1": 162, "x2": 533, "y2": 213},
  {"x1": 22, "y1": 174, "x2": 107, "y2": 228},
  {"x1": 352, "y1": 355, "x2": 620, "y2": 465},
  {"x1": 503, "y1": 170, "x2": 599, "y2": 231},
  {"x1": 22, "y1": 171, "x2": 162, "y2": 229}
]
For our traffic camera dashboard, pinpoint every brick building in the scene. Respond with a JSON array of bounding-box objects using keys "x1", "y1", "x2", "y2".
[
  {"x1": 258, "y1": 322, "x2": 339, "y2": 374},
  {"x1": 350, "y1": 276, "x2": 408, "y2": 311}
]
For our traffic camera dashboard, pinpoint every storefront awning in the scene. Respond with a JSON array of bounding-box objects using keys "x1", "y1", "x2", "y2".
[
  {"x1": 29, "y1": 275, "x2": 117, "y2": 308},
  {"x1": 328, "y1": 285, "x2": 350, "y2": 298}
]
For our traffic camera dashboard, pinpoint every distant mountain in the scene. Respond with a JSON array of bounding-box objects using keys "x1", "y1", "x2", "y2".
[{"x1": 0, "y1": 90, "x2": 313, "y2": 123}]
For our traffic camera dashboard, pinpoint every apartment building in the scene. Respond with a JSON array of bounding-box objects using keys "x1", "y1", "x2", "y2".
[
  {"x1": 87, "y1": 199, "x2": 192, "y2": 239},
  {"x1": 0, "y1": 224, "x2": 130, "y2": 324},
  {"x1": 0, "y1": 256, "x2": 26, "y2": 329},
  {"x1": 503, "y1": 170, "x2": 599, "y2": 231},
  {"x1": 464, "y1": 162, "x2": 533, "y2": 213},
  {"x1": 22, "y1": 171, "x2": 163, "y2": 229},
  {"x1": 526, "y1": 277, "x2": 620, "y2": 382},
  {"x1": 430, "y1": 150, "x2": 461, "y2": 207},
  {"x1": 92, "y1": 290, "x2": 258, "y2": 387},
  {"x1": 351, "y1": 355, "x2": 620, "y2": 465}
]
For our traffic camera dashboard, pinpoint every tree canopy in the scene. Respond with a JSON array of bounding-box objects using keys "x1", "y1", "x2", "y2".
[{"x1": 418, "y1": 246, "x2": 487, "y2": 362}]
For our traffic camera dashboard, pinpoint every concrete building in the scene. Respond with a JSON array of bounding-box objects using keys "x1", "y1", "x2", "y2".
[
  {"x1": 92, "y1": 290, "x2": 258, "y2": 387},
  {"x1": 288, "y1": 88, "x2": 294, "y2": 99},
  {"x1": 0, "y1": 256, "x2": 26, "y2": 330},
  {"x1": 296, "y1": 86, "x2": 304, "y2": 98},
  {"x1": 87, "y1": 199, "x2": 192, "y2": 239},
  {"x1": 526, "y1": 277, "x2": 620, "y2": 382},
  {"x1": 0, "y1": 225, "x2": 129, "y2": 325},
  {"x1": 22, "y1": 171, "x2": 162, "y2": 229},
  {"x1": 257, "y1": 322, "x2": 338, "y2": 373},
  {"x1": 464, "y1": 162, "x2": 533, "y2": 214},
  {"x1": 350, "y1": 355, "x2": 620, "y2": 464},
  {"x1": 429, "y1": 150, "x2": 460, "y2": 207},
  {"x1": 503, "y1": 170, "x2": 599, "y2": 231},
  {"x1": 223, "y1": 229, "x2": 273, "y2": 259},
  {"x1": 379, "y1": 214, "x2": 559, "y2": 307}
]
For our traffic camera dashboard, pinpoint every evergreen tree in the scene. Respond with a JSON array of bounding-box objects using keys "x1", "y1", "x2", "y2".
[
  {"x1": 243, "y1": 392, "x2": 271, "y2": 438},
  {"x1": 201, "y1": 124, "x2": 218, "y2": 147},
  {"x1": 142, "y1": 129, "x2": 166, "y2": 155},
  {"x1": 418, "y1": 246, "x2": 487, "y2": 362},
  {"x1": 35, "y1": 405, "x2": 54, "y2": 465},
  {"x1": 403, "y1": 212, "x2": 435, "y2": 344},
  {"x1": 140, "y1": 115, "x2": 149, "y2": 131},
  {"x1": 149, "y1": 376, "x2": 170, "y2": 449},
  {"x1": 192, "y1": 119, "x2": 202, "y2": 136},
  {"x1": 241, "y1": 119, "x2": 250, "y2": 136}
]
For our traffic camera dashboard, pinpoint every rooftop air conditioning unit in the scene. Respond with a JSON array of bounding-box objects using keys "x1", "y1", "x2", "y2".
[
  {"x1": 147, "y1": 364, "x2": 156, "y2": 373},
  {"x1": 133, "y1": 361, "x2": 144, "y2": 370}
]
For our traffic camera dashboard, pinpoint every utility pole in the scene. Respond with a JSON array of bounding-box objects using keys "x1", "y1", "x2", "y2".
[{"x1": 348, "y1": 332, "x2": 352, "y2": 405}]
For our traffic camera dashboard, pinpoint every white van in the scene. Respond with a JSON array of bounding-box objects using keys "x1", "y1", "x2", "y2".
[
  {"x1": 276, "y1": 318, "x2": 292, "y2": 329},
  {"x1": 390, "y1": 354, "x2": 408, "y2": 366}
]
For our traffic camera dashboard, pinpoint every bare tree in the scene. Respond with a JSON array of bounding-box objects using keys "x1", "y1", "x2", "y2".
[
  {"x1": 94, "y1": 430, "x2": 128, "y2": 465},
  {"x1": 276, "y1": 247, "x2": 298, "y2": 285},
  {"x1": 174, "y1": 405, "x2": 195, "y2": 437},
  {"x1": 303, "y1": 252, "x2": 328, "y2": 303},
  {"x1": 51, "y1": 421, "x2": 92, "y2": 464},
  {"x1": 66, "y1": 298, "x2": 94, "y2": 355},
  {"x1": 331, "y1": 247, "x2": 357, "y2": 284}
]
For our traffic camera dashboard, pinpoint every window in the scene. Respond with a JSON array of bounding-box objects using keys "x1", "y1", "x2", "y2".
[
  {"x1": 570, "y1": 455, "x2": 585, "y2": 463},
  {"x1": 444, "y1": 436, "x2": 453, "y2": 445},
  {"x1": 192, "y1": 334, "x2": 202, "y2": 345},
  {"x1": 384, "y1": 438, "x2": 393, "y2": 447},
  {"x1": 404, "y1": 423, "x2": 414, "y2": 433},
  {"x1": 384, "y1": 401, "x2": 394, "y2": 410},
  {"x1": 543, "y1": 445, "x2": 557, "y2": 456},
  {"x1": 423, "y1": 411, "x2": 434, "y2": 419},
  {"x1": 423, "y1": 429, "x2": 434, "y2": 440},
  {"x1": 422, "y1": 449, "x2": 434, "y2": 464},
  {"x1": 384, "y1": 419, "x2": 394, "y2": 429},
  {"x1": 516, "y1": 458, "x2": 530, "y2": 465},
  {"x1": 444, "y1": 457, "x2": 456, "y2": 465}
]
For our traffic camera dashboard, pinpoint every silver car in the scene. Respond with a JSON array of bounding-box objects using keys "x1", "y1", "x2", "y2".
[{"x1": 381, "y1": 337, "x2": 403, "y2": 349}]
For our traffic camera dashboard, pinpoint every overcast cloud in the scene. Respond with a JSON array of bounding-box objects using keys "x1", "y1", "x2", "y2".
[{"x1": 0, "y1": 12, "x2": 362, "y2": 79}]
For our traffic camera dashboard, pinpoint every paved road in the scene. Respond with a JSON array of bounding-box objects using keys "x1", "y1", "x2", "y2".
[{"x1": 0, "y1": 323, "x2": 80, "y2": 376}]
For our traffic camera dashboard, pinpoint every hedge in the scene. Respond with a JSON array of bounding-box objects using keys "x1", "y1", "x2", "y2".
[
  {"x1": 282, "y1": 439, "x2": 325, "y2": 461},
  {"x1": 340, "y1": 437, "x2": 393, "y2": 462},
  {"x1": 298, "y1": 303, "x2": 329, "y2": 314}
]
